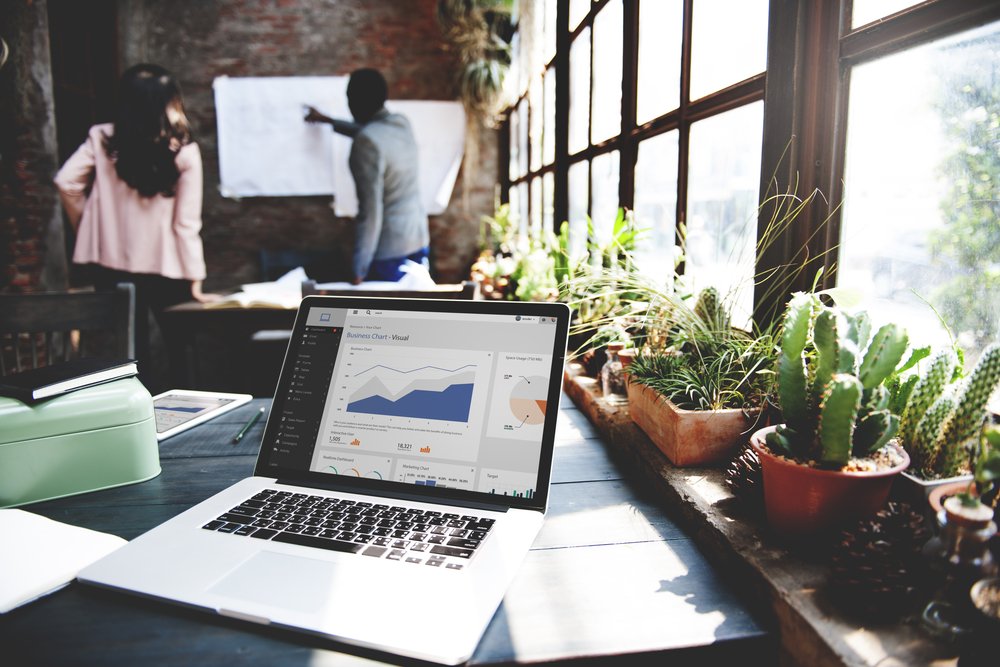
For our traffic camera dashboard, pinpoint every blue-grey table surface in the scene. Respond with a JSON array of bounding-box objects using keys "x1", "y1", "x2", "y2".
[{"x1": 1, "y1": 397, "x2": 770, "y2": 666}]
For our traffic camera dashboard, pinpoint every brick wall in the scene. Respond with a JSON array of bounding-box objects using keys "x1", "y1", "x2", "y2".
[
  {"x1": 0, "y1": 0, "x2": 66, "y2": 293},
  {"x1": 119, "y1": 0, "x2": 494, "y2": 287}
]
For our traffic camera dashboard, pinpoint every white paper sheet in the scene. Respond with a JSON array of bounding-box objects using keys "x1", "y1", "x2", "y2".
[
  {"x1": 214, "y1": 76, "x2": 465, "y2": 215},
  {"x1": 0, "y1": 510, "x2": 126, "y2": 613}
]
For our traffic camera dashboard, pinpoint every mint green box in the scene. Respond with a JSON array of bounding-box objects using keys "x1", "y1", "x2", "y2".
[{"x1": 0, "y1": 377, "x2": 160, "y2": 508}]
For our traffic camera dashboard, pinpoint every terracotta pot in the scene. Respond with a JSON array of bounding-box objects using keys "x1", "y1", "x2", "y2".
[
  {"x1": 750, "y1": 425, "x2": 911, "y2": 537},
  {"x1": 628, "y1": 382, "x2": 758, "y2": 467}
]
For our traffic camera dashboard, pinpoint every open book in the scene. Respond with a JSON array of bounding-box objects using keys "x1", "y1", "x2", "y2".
[{"x1": 204, "y1": 267, "x2": 307, "y2": 309}]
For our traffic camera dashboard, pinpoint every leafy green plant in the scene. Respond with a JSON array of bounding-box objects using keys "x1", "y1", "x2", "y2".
[
  {"x1": 625, "y1": 286, "x2": 777, "y2": 411},
  {"x1": 898, "y1": 344, "x2": 1000, "y2": 479},
  {"x1": 765, "y1": 292, "x2": 910, "y2": 467}
]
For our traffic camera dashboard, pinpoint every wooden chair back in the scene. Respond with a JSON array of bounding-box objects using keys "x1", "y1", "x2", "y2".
[{"x1": 0, "y1": 283, "x2": 136, "y2": 375}]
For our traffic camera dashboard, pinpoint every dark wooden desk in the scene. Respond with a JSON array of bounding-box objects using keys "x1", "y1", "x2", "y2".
[{"x1": 1, "y1": 398, "x2": 770, "y2": 666}]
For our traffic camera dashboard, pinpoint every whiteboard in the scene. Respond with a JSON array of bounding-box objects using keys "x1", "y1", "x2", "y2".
[{"x1": 213, "y1": 75, "x2": 465, "y2": 215}]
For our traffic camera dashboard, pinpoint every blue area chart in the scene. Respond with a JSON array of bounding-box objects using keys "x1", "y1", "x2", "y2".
[{"x1": 345, "y1": 364, "x2": 477, "y2": 423}]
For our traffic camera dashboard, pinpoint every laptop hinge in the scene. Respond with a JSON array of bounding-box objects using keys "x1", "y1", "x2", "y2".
[{"x1": 274, "y1": 478, "x2": 512, "y2": 513}]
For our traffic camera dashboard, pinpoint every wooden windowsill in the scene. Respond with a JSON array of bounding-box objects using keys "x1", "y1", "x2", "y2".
[{"x1": 562, "y1": 363, "x2": 958, "y2": 667}]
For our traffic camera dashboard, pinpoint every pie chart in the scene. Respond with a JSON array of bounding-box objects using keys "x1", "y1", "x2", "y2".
[{"x1": 509, "y1": 376, "x2": 548, "y2": 426}]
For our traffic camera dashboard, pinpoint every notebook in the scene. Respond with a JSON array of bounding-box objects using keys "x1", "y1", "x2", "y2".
[{"x1": 78, "y1": 295, "x2": 570, "y2": 665}]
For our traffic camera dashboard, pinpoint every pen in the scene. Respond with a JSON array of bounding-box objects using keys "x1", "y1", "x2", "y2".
[{"x1": 232, "y1": 407, "x2": 265, "y2": 444}]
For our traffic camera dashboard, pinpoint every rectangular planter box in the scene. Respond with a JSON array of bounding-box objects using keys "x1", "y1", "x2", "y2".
[
  {"x1": 892, "y1": 470, "x2": 973, "y2": 509},
  {"x1": 626, "y1": 382, "x2": 756, "y2": 467}
]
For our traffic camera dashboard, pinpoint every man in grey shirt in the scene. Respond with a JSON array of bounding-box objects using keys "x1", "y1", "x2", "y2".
[{"x1": 305, "y1": 69, "x2": 429, "y2": 284}]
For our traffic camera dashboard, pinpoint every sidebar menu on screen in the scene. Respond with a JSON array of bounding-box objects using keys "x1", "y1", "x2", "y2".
[{"x1": 266, "y1": 325, "x2": 342, "y2": 470}]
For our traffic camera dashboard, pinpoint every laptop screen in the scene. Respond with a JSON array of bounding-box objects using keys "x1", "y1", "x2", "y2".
[{"x1": 256, "y1": 296, "x2": 570, "y2": 510}]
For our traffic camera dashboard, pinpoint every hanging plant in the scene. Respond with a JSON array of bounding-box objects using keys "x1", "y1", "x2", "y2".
[{"x1": 438, "y1": 0, "x2": 514, "y2": 125}]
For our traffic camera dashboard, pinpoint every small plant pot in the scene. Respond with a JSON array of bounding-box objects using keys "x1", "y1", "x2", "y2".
[
  {"x1": 628, "y1": 382, "x2": 757, "y2": 467},
  {"x1": 971, "y1": 577, "x2": 1000, "y2": 628},
  {"x1": 750, "y1": 425, "x2": 911, "y2": 537},
  {"x1": 893, "y1": 470, "x2": 973, "y2": 508}
]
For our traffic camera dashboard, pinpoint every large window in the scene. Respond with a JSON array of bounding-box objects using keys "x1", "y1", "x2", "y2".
[{"x1": 501, "y1": 0, "x2": 1000, "y2": 360}]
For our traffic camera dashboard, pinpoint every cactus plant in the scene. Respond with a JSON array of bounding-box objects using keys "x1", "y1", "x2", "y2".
[
  {"x1": 766, "y1": 292, "x2": 910, "y2": 468},
  {"x1": 899, "y1": 344, "x2": 1000, "y2": 479}
]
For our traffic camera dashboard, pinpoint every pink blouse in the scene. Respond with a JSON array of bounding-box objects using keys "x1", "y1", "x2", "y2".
[{"x1": 54, "y1": 123, "x2": 207, "y2": 281}]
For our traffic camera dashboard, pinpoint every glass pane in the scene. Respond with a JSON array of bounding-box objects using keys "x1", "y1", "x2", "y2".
[
  {"x1": 690, "y1": 0, "x2": 767, "y2": 101},
  {"x1": 543, "y1": 0, "x2": 558, "y2": 64},
  {"x1": 637, "y1": 0, "x2": 683, "y2": 124},
  {"x1": 569, "y1": 27, "x2": 592, "y2": 154},
  {"x1": 591, "y1": 0, "x2": 623, "y2": 144},
  {"x1": 634, "y1": 131, "x2": 679, "y2": 286},
  {"x1": 852, "y1": 1, "x2": 921, "y2": 29},
  {"x1": 543, "y1": 171, "x2": 555, "y2": 234},
  {"x1": 839, "y1": 21, "x2": 1000, "y2": 361},
  {"x1": 569, "y1": 0, "x2": 589, "y2": 32},
  {"x1": 529, "y1": 75, "x2": 543, "y2": 171},
  {"x1": 509, "y1": 184, "x2": 521, "y2": 236},
  {"x1": 568, "y1": 160, "x2": 590, "y2": 259},
  {"x1": 531, "y1": 177, "x2": 543, "y2": 237},
  {"x1": 591, "y1": 150, "x2": 621, "y2": 244},
  {"x1": 518, "y1": 98, "x2": 529, "y2": 177},
  {"x1": 509, "y1": 31, "x2": 524, "y2": 99},
  {"x1": 508, "y1": 107, "x2": 520, "y2": 181},
  {"x1": 543, "y1": 67, "x2": 556, "y2": 165},
  {"x1": 686, "y1": 102, "x2": 764, "y2": 327},
  {"x1": 517, "y1": 182, "x2": 530, "y2": 237}
]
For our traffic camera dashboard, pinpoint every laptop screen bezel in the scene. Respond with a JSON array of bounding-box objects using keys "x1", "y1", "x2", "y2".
[{"x1": 254, "y1": 294, "x2": 570, "y2": 513}]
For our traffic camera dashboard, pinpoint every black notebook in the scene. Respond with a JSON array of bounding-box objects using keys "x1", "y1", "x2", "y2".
[{"x1": 0, "y1": 358, "x2": 138, "y2": 403}]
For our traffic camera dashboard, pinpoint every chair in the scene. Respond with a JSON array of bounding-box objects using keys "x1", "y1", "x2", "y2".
[{"x1": 0, "y1": 283, "x2": 135, "y2": 375}]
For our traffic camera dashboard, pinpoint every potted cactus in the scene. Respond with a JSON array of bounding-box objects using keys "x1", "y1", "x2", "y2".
[
  {"x1": 893, "y1": 344, "x2": 1000, "y2": 505},
  {"x1": 750, "y1": 292, "x2": 912, "y2": 536}
]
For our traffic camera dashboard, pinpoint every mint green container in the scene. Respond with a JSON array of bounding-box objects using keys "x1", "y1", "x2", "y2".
[{"x1": 0, "y1": 377, "x2": 160, "y2": 508}]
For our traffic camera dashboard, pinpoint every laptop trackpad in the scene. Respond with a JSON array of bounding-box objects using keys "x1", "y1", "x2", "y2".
[{"x1": 209, "y1": 550, "x2": 333, "y2": 613}]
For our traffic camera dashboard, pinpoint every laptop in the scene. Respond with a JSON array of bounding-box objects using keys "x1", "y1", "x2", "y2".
[{"x1": 79, "y1": 295, "x2": 570, "y2": 665}]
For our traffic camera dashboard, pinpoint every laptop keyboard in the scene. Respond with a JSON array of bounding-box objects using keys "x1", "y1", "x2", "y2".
[{"x1": 201, "y1": 488, "x2": 495, "y2": 570}]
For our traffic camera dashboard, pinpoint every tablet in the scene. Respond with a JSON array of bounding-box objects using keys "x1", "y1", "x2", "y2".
[{"x1": 152, "y1": 390, "x2": 253, "y2": 441}]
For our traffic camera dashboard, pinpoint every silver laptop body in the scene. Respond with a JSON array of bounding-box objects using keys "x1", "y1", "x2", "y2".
[{"x1": 79, "y1": 295, "x2": 570, "y2": 665}]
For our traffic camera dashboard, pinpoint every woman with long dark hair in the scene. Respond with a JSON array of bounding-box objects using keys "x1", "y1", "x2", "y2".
[{"x1": 55, "y1": 63, "x2": 217, "y2": 389}]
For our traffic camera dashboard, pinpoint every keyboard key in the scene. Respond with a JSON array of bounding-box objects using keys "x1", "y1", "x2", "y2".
[
  {"x1": 272, "y1": 532, "x2": 363, "y2": 554},
  {"x1": 363, "y1": 546, "x2": 387, "y2": 558},
  {"x1": 469, "y1": 531, "x2": 487, "y2": 540},
  {"x1": 353, "y1": 535, "x2": 373, "y2": 544},
  {"x1": 234, "y1": 526, "x2": 256, "y2": 536},
  {"x1": 202, "y1": 520, "x2": 225, "y2": 531},
  {"x1": 410, "y1": 543, "x2": 429, "y2": 552},
  {"x1": 425, "y1": 559, "x2": 443, "y2": 567},
  {"x1": 405, "y1": 556, "x2": 423, "y2": 564},
  {"x1": 386, "y1": 549, "x2": 405, "y2": 561},
  {"x1": 217, "y1": 513, "x2": 253, "y2": 525},
  {"x1": 250, "y1": 528, "x2": 278, "y2": 540},
  {"x1": 446, "y1": 537, "x2": 481, "y2": 550},
  {"x1": 430, "y1": 545, "x2": 473, "y2": 559},
  {"x1": 217, "y1": 523, "x2": 242, "y2": 533},
  {"x1": 445, "y1": 563, "x2": 465, "y2": 570},
  {"x1": 427, "y1": 535, "x2": 446, "y2": 544}
]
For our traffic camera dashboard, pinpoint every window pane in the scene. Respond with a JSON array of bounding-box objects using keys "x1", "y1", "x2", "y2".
[
  {"x1": 517, "y1": 182, "x2": 529, "y2": 237},
  {"x1": 838, "y1": 21, "x2": 1000, "y2": 361},
  {"x1": 543, "y1": 171, "x2": 555, "y2": 234},
  {"x1": 690, "y1": 0, "x2": 767, "y2": 101},
  {"x1": 543, "y1": 0, "x2": 558, "y2": 64},
  {"x1": 637, "y1": 0, "x2": 682, "y2": 124},
  {"x1": 686, "y1": 102, "x2": 764, "y2": 327},
  {"x1": 518, "y1": 98, "x2": 529, "y2": 177},
  {"x1": 543, "y1": 67, "x2": 556, "y2": 165},
  {"x1": 531, "y1": 177, "x2": 542, "y2": 237},
  {"x1": 591, "y1": 0, "x2": 623, "y2": 144},
  {"x1": 569, "y1": 0, "x2": 589, "y2": 32},
  {"x1": 508, "y1": 107, "x2": 520, "y2": 181},
  {"x1": 591, "y1": 150, "x2": 621, "y2": 244},
  {"x1": 634, "y1": 131, "x2": 679, "y2": 286},
  {"x1": 852, "y1": 1, "x2": 921, "y2": 29},
  {"x1": 569, "y1": 27, "x2": 592, "y2": 155},
  {"x1": 529, "y1": 75, "x2": 543, "y2": 171},
  {"x1": 568, "y1": 160, "x2": 590, "y2": 259},
  {"x1": 509, "y1": 183, "x2": 521, "y2": 235}
]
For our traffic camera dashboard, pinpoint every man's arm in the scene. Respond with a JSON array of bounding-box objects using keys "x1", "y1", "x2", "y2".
[
  {"x1": 349, "y1": 134, "x2": 384, "y2": 283},
  {"x1": 304, "y1": 106, "x2": 361, "y2": 138}
]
